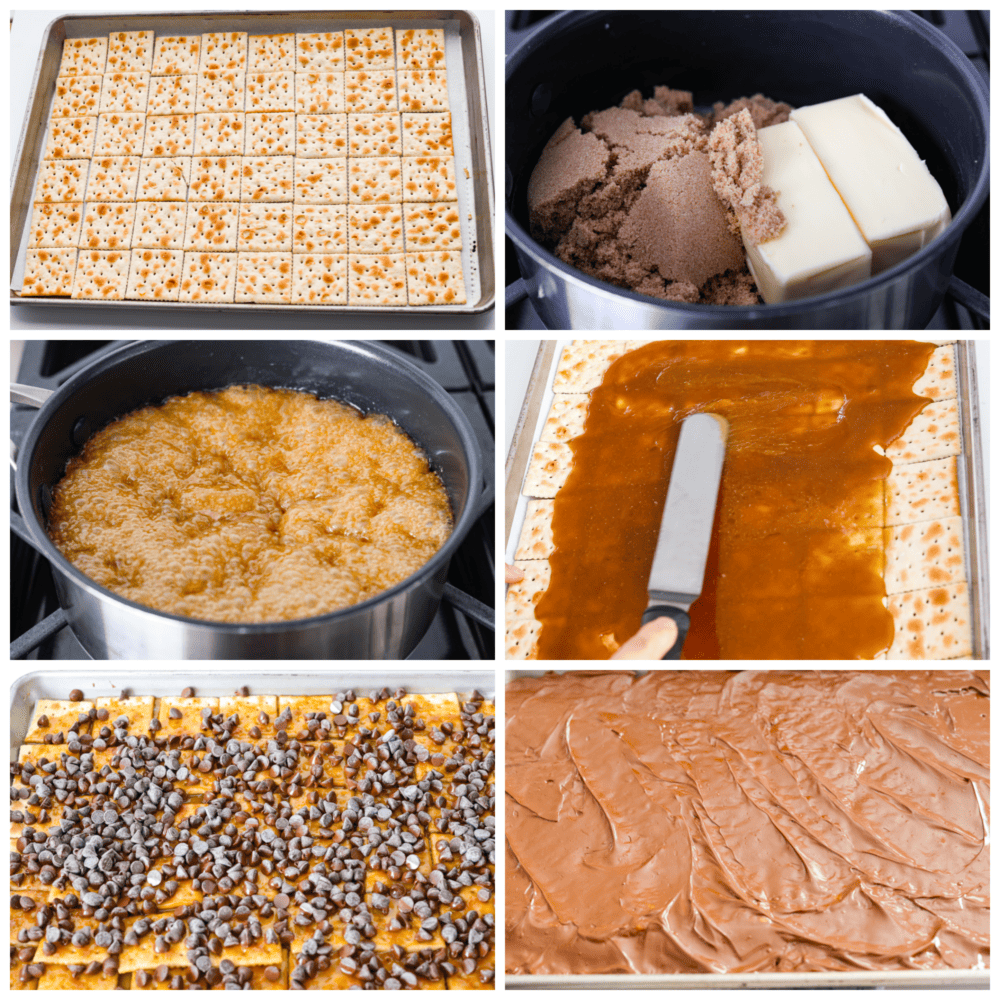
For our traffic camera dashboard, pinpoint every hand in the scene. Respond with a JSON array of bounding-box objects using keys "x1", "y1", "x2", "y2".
[
  {"x1": 610, "y1": 616, "x2": 679, "y2": 659},
  {"x1": 506, "y1": 560, "x2": 678, "y2": 658}
]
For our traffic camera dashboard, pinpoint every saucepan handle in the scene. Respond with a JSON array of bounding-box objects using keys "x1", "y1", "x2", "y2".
[
  {"x1": 11, "y1": 383, "x2": 53, "y2": 408},
  {"x1": 472, "y1": 478, "x2": 494, "y2": 521},
  {"x1": 10, "y1": 383, "x2": 53, "y2": 472},
  {"x1": 641, "y1": 605, "x2": 691, "y2": 660},
  {"x1": 439, "y1": 478, "x2": 496, "y2": 630},
  {"x1": 11, "y1": 510, "x2": 41, "y2": 553}
]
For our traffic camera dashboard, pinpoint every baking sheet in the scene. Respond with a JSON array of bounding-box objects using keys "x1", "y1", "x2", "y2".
[
  {"x1": 10, "y1": 9, "x2": 493, "y2": 314},
  {"x1": 504, "y1": 667, "x2": 990, "y2": 990},
  {"x1": 507, "y1": 967, "x2": 989, "y2": 990},
  {"x1": 505, "y1": 339, "x2": 989, "y2": 659},
  {"x1": 10, "y1": 667, "x2": 495, "y2": 756}
]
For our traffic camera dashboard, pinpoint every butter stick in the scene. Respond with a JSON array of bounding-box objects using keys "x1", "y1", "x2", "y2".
[
  {"x1": 790, "y1": 94, "x2": 951, "y2": 275},
  {"x1": 745, "y1": 120, "x2": 871, "y2": 304}
]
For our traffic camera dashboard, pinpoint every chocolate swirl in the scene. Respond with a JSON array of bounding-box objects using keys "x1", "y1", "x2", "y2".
[{"x1": 506, "y1": 671, "x2": 989, "y2": 974}]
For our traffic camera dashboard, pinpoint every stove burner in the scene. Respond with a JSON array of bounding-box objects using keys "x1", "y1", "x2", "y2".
[{"x1": 10, "y1": 340, "x2": 495, "y2": 660}]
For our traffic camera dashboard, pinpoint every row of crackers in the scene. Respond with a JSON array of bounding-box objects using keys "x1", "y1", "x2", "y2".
[
  {"x1": 11, "y1": 943, "x2": 492, "y2": 991},
  {"x1": 59, "y1": 28, "x2": 446, "y2": 77},
  {"x1": 19, "y1": 691, "x2": 489, "y2": 743},
  {"x1": 13, "y1": 760, "x2": 488, "y2": 852},
  {"x1": 44, "y1": 112, "x2": 454, "y2": 160},
  {"x1": 873, "y1": 343, "x2": 973, "y2": 659},
  {"x1": 24, "y1": 247, "x2": 464, "y2": 306},
  {"x1": 506, "y1": 340, "x2": 973, "y2": 659},
  {"x1": 10, "y1": 954, "x2": 490, "y2": 990},
  {"x1": 32, "y1": 154, "x2": 457, "y2": 205},
  {"x1": 12, "y1": 870, "x2": 495, "y2": 989},
  {"x1": 30, "y1": 201, "x2": 460, "y2": 255},
  {"x1": 13, "y1": 792, "x2": 490, "y2": 891},
  {"x1": 54, "y1": 68, "x2": 450, "y2": 117}
]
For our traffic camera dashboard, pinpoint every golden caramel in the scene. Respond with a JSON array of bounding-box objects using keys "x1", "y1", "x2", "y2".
[{"x1": 48, "y1": 385, "x2": 452, "y2": 622}]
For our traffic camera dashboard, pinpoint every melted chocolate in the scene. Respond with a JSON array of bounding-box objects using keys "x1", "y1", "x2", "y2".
[
  {"x1": 506, "y1": 670, "x2": 990, "y2": 974},
  {"x1": 535, "y1": 341, "x2": 936, "y2": 659}
]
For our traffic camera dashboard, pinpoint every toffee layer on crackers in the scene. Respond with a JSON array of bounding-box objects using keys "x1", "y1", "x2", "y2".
[
  {"x1": 12, "y1": 684, "x2": 495, "y2": 990},
  {"x1": 508, "y1": 340, "x2": 973, "y2": 660}
]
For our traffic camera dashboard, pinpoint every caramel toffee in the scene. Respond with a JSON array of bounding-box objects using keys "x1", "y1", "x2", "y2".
[
  {"x1": 47, "y1": 385, "x2": 452, "y2": 624},
  {"x1": 535, "y1": 341, "x2": 936, "y2": 659},
  {"x1": 12, "y1": 685, "x2": 495, "y2": 989}
]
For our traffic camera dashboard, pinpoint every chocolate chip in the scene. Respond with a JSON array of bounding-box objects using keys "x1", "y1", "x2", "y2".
[
  {"x1": 69, "y1": 689, "x2": 83, "y2": 702},
  {"x1": 182, "y1": 687, "x2": 195, "y2": 698}
]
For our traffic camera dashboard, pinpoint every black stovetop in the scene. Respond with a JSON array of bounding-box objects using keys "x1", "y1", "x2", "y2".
[
  {"x1": 505, "y1": 9, "x2": 990, "y2": 330},
  {"x1": 10, "y1": 340, "x2": 495, "y2": 660}
]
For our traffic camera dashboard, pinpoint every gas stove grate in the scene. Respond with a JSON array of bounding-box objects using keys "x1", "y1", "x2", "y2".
[{"x1": 10, "y1": 340, "x2": 495, "y2": 660}]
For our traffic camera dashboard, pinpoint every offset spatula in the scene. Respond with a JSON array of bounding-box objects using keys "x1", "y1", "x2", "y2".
[{"x1": 643, "y1": 412, "x2": 729, "y2": 659}]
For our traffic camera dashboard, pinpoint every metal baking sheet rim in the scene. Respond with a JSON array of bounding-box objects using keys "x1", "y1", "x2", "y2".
[
  {"x1": 505, "y1": 969, "x2": 989, "y2": 989},
  {"x1": 11, "y1": 667, "x2": 496, "y2": 756},
  {"x1": 9, "y1": 9, "x2": 494, "y2": 315},
  {"x1": 505, "y1": 339, "x2": 989, "y2": 660},
  {"x1": 504, "y1": 668, "x2": 989, "y2": 990}
]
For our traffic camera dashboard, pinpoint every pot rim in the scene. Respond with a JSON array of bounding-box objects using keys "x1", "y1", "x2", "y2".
[
  {"x1": 16, "y1": 338, "x2": 485, "y2": 635},
  {"x1": 505, "y1": 9, "x2": 990, "y2": 319}
]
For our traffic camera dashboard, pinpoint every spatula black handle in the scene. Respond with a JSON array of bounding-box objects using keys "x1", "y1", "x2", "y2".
[{"x1": 641, "y1": 606, "x2": 690, "y2": 660}]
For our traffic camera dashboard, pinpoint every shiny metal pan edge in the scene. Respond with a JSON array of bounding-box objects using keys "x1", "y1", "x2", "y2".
[
  {"x1": 505, "y1": 969, "x2": 989, "y2": 989},
  {"x1": 505, "y1": 339, "x2": 989, "y2": 660},
  {"x1": 10, "y1": 9, "x2": 494, "y2": 314},
  {"x1": 955, "y1": 342, "x2": 989, "y2": 659},
  {"x1": 10, "y1": 667, "x2": 496, "y2": 756}
]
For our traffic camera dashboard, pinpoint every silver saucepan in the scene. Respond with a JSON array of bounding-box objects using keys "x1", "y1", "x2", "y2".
[
  {"x1": 506, "y1": 10, "x2": 990, "y2": 329},
  {"x1": 12, "y1": 340, "x2": 486, "y2": 659}
]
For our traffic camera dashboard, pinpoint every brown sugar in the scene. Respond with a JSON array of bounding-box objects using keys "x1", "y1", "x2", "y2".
[
  {"x1": 709, "y1": 92, "x2": 793, "y2": 129},
  {"x1": 526, "y1": 116, "x2": 610, "y2": 243},
  {"x1": 621, "y1": 84, "x2": 696, "y2": 117},
  {"x1": 619, "y1": 152, "x2": 745, "y2": 286},
  {"x1": 526, "y1": 87, "x2": 794, "y2": 305},
  {"x1": 581, "y1": 108, "x2": 707, "y2": 212},
  {"x1": 709, "y1": 108, "x2": 786, "y2": 244}
]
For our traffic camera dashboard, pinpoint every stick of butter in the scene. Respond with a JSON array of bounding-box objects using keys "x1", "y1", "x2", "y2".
[
  {"x1": 790, "y1": 94, "x2": 951, "y2": 275},
  {"x1": 745, "y1": 120, "x2": 871, "y2": 304}
]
